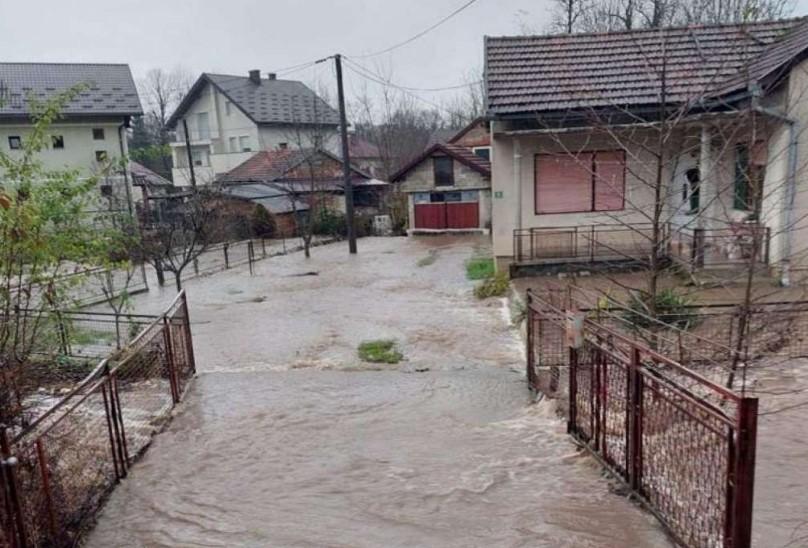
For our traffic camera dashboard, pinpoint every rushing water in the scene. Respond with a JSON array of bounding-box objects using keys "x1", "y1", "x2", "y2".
[{"x1": 86, "y1": 236, "x2": 671, "y2": 547}]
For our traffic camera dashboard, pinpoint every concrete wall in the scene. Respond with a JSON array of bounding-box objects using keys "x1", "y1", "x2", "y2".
[
  {"x1": 0, "y1": 119, "x2": 126, "y2": 176},
  {"x1": 490, "y1": 128, "x2": 661, "y2": 258},
  {"x1": 398, "y1": 153, "x2": 490, "y2": 193}
]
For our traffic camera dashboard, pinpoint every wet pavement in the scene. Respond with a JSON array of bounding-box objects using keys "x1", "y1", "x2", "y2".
[{"x1": 86, "y1": 236, "x2": 670, "y2": 547}]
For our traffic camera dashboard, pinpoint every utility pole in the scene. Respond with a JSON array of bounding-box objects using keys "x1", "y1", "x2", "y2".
[
  {"x1": 334, "y1": 54, "x2": 357, "y2": 254},
  {"x1": 182, "y1": 118, "x2": 197, "y2": 188}
]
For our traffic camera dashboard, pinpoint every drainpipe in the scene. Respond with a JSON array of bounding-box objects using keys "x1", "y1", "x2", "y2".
[
  {"x1": 750, "y1": 85, "x2": 799, "y2": 286},
  {"x1": 513, "y1": 138, "x2": 522, "y2": 232}
]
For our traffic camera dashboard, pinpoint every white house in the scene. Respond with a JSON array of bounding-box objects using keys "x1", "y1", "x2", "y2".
[
  {"x1": 0, "y1": 63, "x2": 143, "y2": 207},
  {"x1": 485, "y1": 18, "x2": 808, "y2": 283},
  {"x1": 166, "y1": 70, "x2": 340, "y2": 186}
]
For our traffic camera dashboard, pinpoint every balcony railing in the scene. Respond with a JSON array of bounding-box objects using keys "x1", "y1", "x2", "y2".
[
  {"x1": 513, "y1": 224, "x2": 661, "y2": 265},
  {"x1": 513, "y1": 222, "x2": 771, "y2": 272}
]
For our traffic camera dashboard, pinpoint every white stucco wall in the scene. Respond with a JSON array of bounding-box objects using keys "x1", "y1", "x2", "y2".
[
  {"x1": 0, "y1": 120, "x2": 125, "y2": 176},
  {"x1": 490, "y1": 127, "x2": 662, "y2": 258}
]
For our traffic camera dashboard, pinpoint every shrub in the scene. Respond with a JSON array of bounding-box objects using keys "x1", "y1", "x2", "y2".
[
  {"x1": 624, "y1": 289, "x2": 698, "y2": 330},
  {"x1": 466, "y1": 257, "x2": 495, "y2": 280},
  {"x1": 250, "y1": 205, "x2": 276, "y2": 238},
  {"x1": 358, "y1": 339, "x2": 403, "y2": 364},
  {"x1": 474, "y1": 271, "x2": 510, "y2": 299}
]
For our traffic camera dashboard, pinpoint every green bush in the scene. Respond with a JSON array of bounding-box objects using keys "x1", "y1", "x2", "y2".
[
  {"x1": 474, "y1": 271, "x2": 510, "y2": 299},
  {"x1": 623, "y1": 289, "x2": 698, "y2": 330},
  {"x1": 250, "y1": 205, "x2": 276, "y2": 238},
  {"x1": 312, "y1": 209, "x2": 373, "y2": 238},
  {"x1": 465, "y1": 257, "x2": 495, "y2": 280},
  {"x1": 358, "y1": 339, "x2": 403, "y2": 364}
]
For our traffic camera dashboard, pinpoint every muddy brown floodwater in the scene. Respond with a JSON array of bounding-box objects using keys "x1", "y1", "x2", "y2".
[{"x1": 86, "y1": 236, "x2": 671, "y2": 548}]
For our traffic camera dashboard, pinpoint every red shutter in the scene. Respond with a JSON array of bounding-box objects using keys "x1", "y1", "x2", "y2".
[
  {"x1": 594, "y1": 151, "x2": 625, "y2": 211},
  {"x1": 535, "y1": 153, "x2": 593, "y2": 214}
]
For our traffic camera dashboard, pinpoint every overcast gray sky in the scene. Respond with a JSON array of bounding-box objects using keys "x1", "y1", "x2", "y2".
[{"x1": 3, "y1": 0, "x2": 808, "y2": 109}]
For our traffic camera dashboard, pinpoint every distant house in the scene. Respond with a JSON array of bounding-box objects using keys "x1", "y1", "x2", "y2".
[
  {"x1": 392, "y1": 118, "x2": 491, "y2": 233},
  {"x1": 216, "y1": 148, "x2": 388, "y2": 230},
  {"x1": 0, "y1": 62, "x2": 143, "y2": 205},
  {"x1": 166, "y1": 70, "x2": 340, "y2": 186},
  {"x1": 485, "y1": 19, "x2": 808, "y2": 281},
  {"x1": 209, "y1": 183, "x2": 309, "y2": 238},
  {"x1": 348, "y1": 134, "x2": 384, "y2": 178}
]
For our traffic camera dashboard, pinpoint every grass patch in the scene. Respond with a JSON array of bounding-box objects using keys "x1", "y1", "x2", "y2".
[
  {"x1": 416, "y1": 251, "x2": 437, "y2": 267},
  {"x1": 474, "y1": 271, "x2": 510, "y2": 299},
  {"x1": 465, "y1": 257, "x2": 495, "y2": 280},
  {"x1": 358, "y1": 339, "x2": 403, "y2": 364}
]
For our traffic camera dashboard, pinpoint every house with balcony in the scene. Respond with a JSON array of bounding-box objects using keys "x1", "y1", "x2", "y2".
[
  {"x1": 0, "y1": 62, "x2": 143, "y2": 207},
  {"x1": 166, "y1": 70, "x2": 340, "y2": 186},
  {"x1": 485, "y1": 18, "x2": 808, "y2": 283}
]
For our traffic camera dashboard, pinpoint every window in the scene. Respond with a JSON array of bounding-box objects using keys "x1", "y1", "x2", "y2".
[
  {"x1": 472, "y1": 147, "x2": 491, "y2": 161},
  {"x1": 225, "y1": 101, "x2": 232, "y2": 116},
  {"x1": 229, "y1": 137, "x2": 238, "y2": 152},
  {"x1": 92, "y1": 128, "x2": 105, "y2": 140},
  {"x1": 239, "y1": 136, "x2": 251, "y2": 152},
  {"x1": 191, "y1": 149, "x2": 209, "y2": 167},
  {"x1": 434, "y1": 156, "x2": 454, "y2": 186},
  {"x1": 734, "y1": 143, "x2": 765, "y2": 213},
  {"x1": 51, "y1": 135, "x2": 64, "y2": 149},
  {"x1": 534, "y1": 151, "x2": 625, "y2": 214},
  {"x1": 278, "y1": 142, "x2": 288, "y2": 150},
  {"x1": 684, "y1": 168, "x2": 700, "y2": 213},
  {"x1": 95, "y1": 150, "x2": 108, "y2": 162},
  {"x1": 8, "y1": 136, "x2": 21, "y2": 150},
  {"x1": 197, "y1": 112, "x2": 210, "y2": 139},
  {"x1": 312, "y1": 135, "x2": 323, "y2": 149}
]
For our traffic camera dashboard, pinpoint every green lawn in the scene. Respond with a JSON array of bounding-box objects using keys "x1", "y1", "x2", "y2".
[{"x1": 465, "y1": 257, "x2": 495, "y2": 280}]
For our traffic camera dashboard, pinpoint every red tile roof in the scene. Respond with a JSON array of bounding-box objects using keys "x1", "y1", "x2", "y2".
[
  {"x1": 485, "y1": 18, "x2": 807, "y2": 115},
  {"x1": 390, "y1": 143, "x2": 491, "y2": 182},
  {"x1": 219, "y1": 148, "x2": 371, "y2": 183}
]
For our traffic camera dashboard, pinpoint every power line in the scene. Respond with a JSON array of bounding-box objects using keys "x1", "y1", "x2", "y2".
[
  {"x1": 348, "y1": 0, "x2": 481, "y2": 59},
  {"x1": 345, "y1": 56, "x2": 481, "y2": 92}
]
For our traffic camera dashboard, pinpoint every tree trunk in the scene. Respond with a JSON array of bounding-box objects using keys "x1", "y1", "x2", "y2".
[{"x1": 175, "y1": 271, "x2": 183, "y2": 291}]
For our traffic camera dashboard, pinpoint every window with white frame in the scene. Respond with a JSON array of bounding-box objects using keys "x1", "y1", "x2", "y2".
[
  {"x1": 8, "y1": 136, "x2": 22, "y2": 150},
  {"x1": 196, "y1": 112, "x2": 210, "y2": 139},
  {"x1": 472, "y1": 146, "x2": 491, "y2": 161},
  {"x1": 229, "y1": 137, "x2": 238, "y2": 152},
  {"x1": 239, "y1": 136, "x2": 251, "y2": 152},
  {"x1": 225, "y1": 101, "x2": 232, "y2": 116}
]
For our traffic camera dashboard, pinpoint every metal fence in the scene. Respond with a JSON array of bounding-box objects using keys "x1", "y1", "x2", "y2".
[
  {"x1": 0, "y1": 291, "x2": 196, "y2": 548},
  {"x1": 526, "y1": 290, "x2": 758, "y2": 548},
  {"x1": 670, "y1": 225, "x2": 771, "y2": 271},
  {"x1": 181, "y1": 236, "x2": 339, "y2": 282}
]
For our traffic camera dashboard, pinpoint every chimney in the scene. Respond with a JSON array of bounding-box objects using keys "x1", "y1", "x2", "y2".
[
  {"x1": 248, "y1": 69, "x2": 261, "y2": 84},
  {"x1": 268, "y1": 73, "x2": 277, "y2": 81}
]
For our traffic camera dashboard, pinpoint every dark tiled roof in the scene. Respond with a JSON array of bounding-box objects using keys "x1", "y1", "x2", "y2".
[
  {"x1": 485, "y1": 18, "x2": 807, "y2": 115},
  {"x1": 130, "y1": 161, "x2": 173, "y2": 187},
  {"x1": 219, "y1": 183, "x2": 309, "y2": 214},
  {"x1": 0, "y1": 63, "x2": 142, "y2": 117},
  {"x1": 391, "y1": 143, "x2": 491, "y2": 182},
  {"x1": 168, "y1": 73, "x2": 339, "y2": 128},
  {"x1": 218, "y1": 148, "x2": 371, "y2": 184}
]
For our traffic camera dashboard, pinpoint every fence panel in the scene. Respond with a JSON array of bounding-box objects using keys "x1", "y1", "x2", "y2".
[
  {"x1": 526, "y1": 290, "x2": 758, "y2": 548},
  {"x1": 1, "y1": 291, "x2": 196, "y2": 547}
]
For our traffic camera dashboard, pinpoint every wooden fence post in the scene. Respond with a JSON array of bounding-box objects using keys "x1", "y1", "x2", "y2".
[
  {"x1": 181, "y1": 291, "x2": 197, "y2": 375},
  {"x1": 163, "y1": 316, "x2": 180, "y2": 404}
]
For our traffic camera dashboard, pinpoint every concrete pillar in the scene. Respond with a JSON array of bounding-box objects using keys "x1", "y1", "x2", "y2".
[
  {"x1": 698, "y1": 124, "x2": 714, "y2": 230},
  {"x1": 513, "y1": 138, "x2": 522, "y2": 232}
]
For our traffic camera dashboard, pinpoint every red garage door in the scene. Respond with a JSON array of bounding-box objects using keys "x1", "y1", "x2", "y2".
[
  {"x1": 414, "y1": 192, "x2": 479, "y2": 229},
  {"x1": 446, "y1": 202, "x2": 479, "y2": 229}
]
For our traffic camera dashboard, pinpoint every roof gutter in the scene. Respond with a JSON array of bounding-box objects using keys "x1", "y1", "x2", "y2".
[{"x1": 750, "y1": 83, "x2": 799, "y2": 286}]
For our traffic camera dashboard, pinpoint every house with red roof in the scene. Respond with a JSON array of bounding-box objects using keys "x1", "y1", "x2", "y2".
[
  {"x1": 486, "y1": 18, "x2": 808, "y2": 282},
  {"x1": 391, "y1": 118, "x2": 491, "y2": 233}
]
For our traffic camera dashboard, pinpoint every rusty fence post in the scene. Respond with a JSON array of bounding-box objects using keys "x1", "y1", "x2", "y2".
[
  {"x1": 0, "y1": 427, "x2": 27, "y2": 548},
  {"x1": 248, "y1": 241, "x2": 255, "y2": 276},
  {"x1": 181, "y1": 291, "x2": 197, "y2": 375},
  {"x1": 526, "y1": 292, "x2": 535, "y2": 391},
  {"x1": 568, "y1": 346, "x2": 578, "y2": 435},
  {"x1": 34, "y1": 439, "x2": 57, "y2": 540},
  {"x1": 100, "y1": 379, "x2": 122, "y2": 481},
  {"x1": 628, "y1": 347, "x2": 644, "y2": 491},
  {"x1": 163, "y1": 316, "x2": 180, "y2": 404},
  {"x1": 726, "y1": 397, "x2": 758, "y2": 548},
  {"x1": 223, "y1": 244, "x2": 230, "y2": 270}
]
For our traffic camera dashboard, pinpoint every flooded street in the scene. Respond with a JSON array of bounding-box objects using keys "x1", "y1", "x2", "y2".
[{"x1": 87, "y1": 236, "x2": 670, "y2": 547}]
